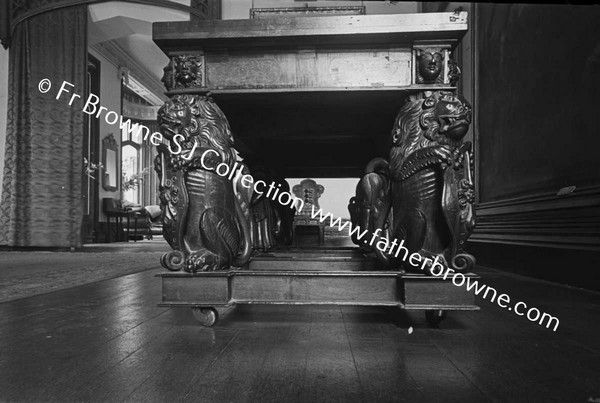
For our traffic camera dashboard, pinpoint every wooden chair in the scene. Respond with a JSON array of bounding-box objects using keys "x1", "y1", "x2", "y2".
[{"x1": 291, "y1": 179, "x2": 326, "y2": 246}]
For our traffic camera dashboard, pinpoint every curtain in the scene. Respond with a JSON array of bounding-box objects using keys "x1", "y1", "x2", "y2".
[{"x1": 0, "y1": 6, "x2": 87, "y2": 248}]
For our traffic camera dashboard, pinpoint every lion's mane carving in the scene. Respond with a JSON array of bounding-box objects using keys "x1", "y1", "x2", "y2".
[
  {"x1": 381, "y1": 91, "x2": 476, "y2": 274},
  {"x1": 155, "y1": 94, "x2": 252, "y2": 272},
  {"x1": 389, "y1": 91, "x2": 471, "y2": 178}
]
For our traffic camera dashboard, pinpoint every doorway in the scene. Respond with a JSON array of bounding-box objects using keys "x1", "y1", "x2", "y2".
[{"x1": 81, "y1": 54, "x2": 101, "y2": 243}]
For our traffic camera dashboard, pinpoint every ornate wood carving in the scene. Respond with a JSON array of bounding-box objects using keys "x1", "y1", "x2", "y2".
[
  {"x1": 348, "y1": 158, "x2": 391, "y2": 250},
  {"x1": 245, "y1": 165, "x2": 294, "y2": 251},
  {"x1": 415, "y1": 47, "x2": 446, "y2": 84},
  {"x1": 392, "y1": 90, "x2": 474, "y2": 273},
  {"x1": 153, "y1": 13, "x2": 467, "y2": 92},
  {"x1": 247, "y1": 166, "x2": 276, "y2": 253},
  {"x1": 155, "y1": 95, "x2": 251, "y2": 272},
  {"x1": 161, "y1": 54, "x2": 205, "y2": 92},
  {"x1": 412, "y1": 46, "x2": 459, "y2": 87},
  {"x1": 151, "y1": 11, "x2": 479, "y2": 323},
  {"x1": 413, "y1": 45, "x2": 461, "y2": 87},
  {"x1": 353, "y1": 90, "x2": 476, "y2": 274}
]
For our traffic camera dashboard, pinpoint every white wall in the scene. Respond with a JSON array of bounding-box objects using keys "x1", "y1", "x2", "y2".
[
  {"x1": 0, "y1": 47, "x2": 9, "y2": 193},
  {"x1": 288, "y1": 177, "x2": 357, "y2": 219},
  {"x1": 89, "y1": 48, "x2": 123, "y2": 221}
]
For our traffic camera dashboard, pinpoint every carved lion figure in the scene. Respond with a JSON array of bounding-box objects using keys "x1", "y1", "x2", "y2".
[
  {"x1": 381, "y1": 90, "x2": 476, "y2": 274},
  {"x1": 155, "y1": 95, "x2": 252, "y2": 272},
  {"x1": 348, "y1": 157, "x2": 391, "y2": 250}
]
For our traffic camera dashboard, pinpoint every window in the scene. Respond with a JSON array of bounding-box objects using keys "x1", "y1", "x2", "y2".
[
  {"x1": 121, "y1": 85, "x2": 161, "y2": 207},
  {"x1": 121, "y1": 124, "x2": 142, "y2": 205}
]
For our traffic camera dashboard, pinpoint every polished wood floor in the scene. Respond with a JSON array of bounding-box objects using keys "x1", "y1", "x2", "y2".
[{"x1": 0, "y1": 261, "x2": 598, "y2": 402}]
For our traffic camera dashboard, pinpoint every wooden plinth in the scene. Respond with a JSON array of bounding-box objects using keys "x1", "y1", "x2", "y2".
[
  {"x1": 158, "y1": 248, "x2": 478, "y2": 326},
  {"x1": 158, "y1": 270, "x2": 480, "y2": 312}
]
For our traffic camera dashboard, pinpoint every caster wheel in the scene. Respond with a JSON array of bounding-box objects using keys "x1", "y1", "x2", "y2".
[
  {"x1": 425, "y1": 309, "x2": 447, "y2": 327},
  {"x1": 191, "y1": 307, "x2": 219, "y2": 327}
]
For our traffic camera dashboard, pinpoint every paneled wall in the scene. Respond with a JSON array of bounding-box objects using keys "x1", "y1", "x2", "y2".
[
  {"x1": 476, "y1": 4, "x2": 600, "y2": 202},
  {"x1": 467, "y1": 4, "x2": 600, "y2": 289}
]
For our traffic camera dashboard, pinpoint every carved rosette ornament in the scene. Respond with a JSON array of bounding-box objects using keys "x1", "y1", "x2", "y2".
[
  {"x1": 155, "y1": 94, "x2": 252, "y2": 272},
  {"x1": 161, "y1": 54, "x2": 205, "y2": 91}
]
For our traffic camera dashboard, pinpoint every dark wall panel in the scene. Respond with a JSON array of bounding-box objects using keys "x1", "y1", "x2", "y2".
[{"x1": 477, "y1": 4, "x2": 600, "y2": 202}]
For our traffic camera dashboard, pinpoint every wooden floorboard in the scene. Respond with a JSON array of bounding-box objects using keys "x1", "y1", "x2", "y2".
[
  {"x1": 0, "y1": 263, "x2": 598, "y2": 402},
  {"x1": 295, "y1": 307, "x2": 363, "y2": 403},
  {"x1": 124, "y1": 326, "x2": 241, "y2": 402}
]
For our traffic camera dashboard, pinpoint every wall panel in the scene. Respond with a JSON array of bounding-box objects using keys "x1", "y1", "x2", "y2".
[
  {"x1": 471, "y1": 4, "x2": 600, "y2": 276},
  {"x1": 477, "y1": 4, "x2": 600, "y2": 203}
]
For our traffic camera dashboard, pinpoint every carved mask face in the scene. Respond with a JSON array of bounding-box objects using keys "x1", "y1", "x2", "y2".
[
  {"x1": 175, "y1": 57, "x2": 198, "y2": 85},
  {"x1": 435, "y1": 93, "x2": 472, "y2": 139},
  {"x1": 418, "y1": 51, "x2": 443, "y2": 81}
]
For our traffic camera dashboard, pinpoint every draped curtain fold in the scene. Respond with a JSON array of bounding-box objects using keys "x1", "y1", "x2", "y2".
[{"x1": 0, "y1": 6, "x2": 87, "y2": 247}]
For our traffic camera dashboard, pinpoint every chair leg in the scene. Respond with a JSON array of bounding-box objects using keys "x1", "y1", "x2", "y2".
[{"x1": 134, "y1": 215, "x2": 138, "y2": 242}]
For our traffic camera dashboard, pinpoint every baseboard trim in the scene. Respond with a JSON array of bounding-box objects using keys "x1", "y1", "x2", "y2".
[
  {"x1": 473, "y1": 185, "x2": 600, "y2": 251},
  {"x1": 468, "y1": 242, "x2": 600, "y2": 291}
]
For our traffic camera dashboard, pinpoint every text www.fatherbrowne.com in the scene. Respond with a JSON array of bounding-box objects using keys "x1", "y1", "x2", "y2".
[
  {"x1": 309, "y1": 206, "x2": 560, "y2": 332},
  {"x1": 41, "y1": 77, "x2": 559, "y2": 332}
]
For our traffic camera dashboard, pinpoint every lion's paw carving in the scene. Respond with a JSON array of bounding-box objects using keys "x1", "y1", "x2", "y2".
[{"x1": 185, "y1": 250, "x2": 226, "y2": 273}]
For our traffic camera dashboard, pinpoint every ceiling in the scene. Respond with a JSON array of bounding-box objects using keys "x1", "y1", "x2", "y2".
[{"x1": 88, "y1": 1, "x2": 191, "y2": 105}]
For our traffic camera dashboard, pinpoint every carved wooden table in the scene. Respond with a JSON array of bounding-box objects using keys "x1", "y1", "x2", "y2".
[
  {"x1": 153, "y1": 11, "x2": 479, "y2": 327},
  {"x1": 158, "y1": 265, "x2": 479, "y2": 327}
]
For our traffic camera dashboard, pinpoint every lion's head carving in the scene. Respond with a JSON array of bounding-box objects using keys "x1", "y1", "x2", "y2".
[
  {"x1": 158, "y1": 95, "x2": 197, "y2": 142},
  {"x1": 389, "y1": 91, "x2": 471, "y2": 175},
  {"x1": 158, "y1": 95, "x2": 237, "y2": 166}
]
